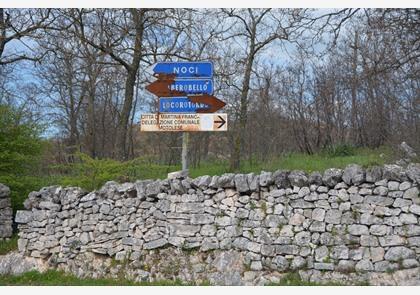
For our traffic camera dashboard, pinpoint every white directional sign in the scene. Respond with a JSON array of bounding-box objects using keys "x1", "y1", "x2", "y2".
[{"x1": 140, "y1": 113, "x2": 227, "y2": 132}]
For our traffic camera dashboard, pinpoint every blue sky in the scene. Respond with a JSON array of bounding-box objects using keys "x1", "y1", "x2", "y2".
[{"x1": 1, "y1": 8, "x2": 347, "y2": 138}]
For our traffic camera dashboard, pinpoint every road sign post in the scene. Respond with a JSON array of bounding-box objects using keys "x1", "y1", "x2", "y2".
[
  {"x1": 143, "y1": 60, "x2": 227, "y2": 174},
  {"x1": 182, "y1": 132, "x2": 189, "y2": 171}
]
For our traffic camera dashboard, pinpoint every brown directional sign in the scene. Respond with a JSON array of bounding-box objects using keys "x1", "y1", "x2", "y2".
[
  {"x1": 189, "y1": 94, "x2": 226, "y2": 113},
  {"x1": 145, "y1": 66, "x2": 227, "y2": 115},
  {"x1": 145, "y1": 74, "x2": 185, "y2": 97}
]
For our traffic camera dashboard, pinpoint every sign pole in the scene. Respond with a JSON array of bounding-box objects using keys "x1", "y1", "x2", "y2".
[
  {"x1": 182, "y1": 10, "x2": 192, "y2": 174},
  {"x1": 143, "y1": 23, "x2": 227, "y2": 175},
  {"x1": 182, "y1": 131, "x2": 189, "y2": 171}
]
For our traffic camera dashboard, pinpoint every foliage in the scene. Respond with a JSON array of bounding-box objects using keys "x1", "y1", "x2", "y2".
[
  {"x1": 0, "y1": 235, "x2": 18, "y2": 255},
  {"x1": 48, "y1": 153, "x2": 175, "y2": 191},
  {"x1": 0, "y1": 270, "x2": 208, "y2": 286},
  {"x1": 0, "y1": 104, "x2": 44, "y2": 175},
  {"x1": 0, "y1": 104, "x2": 46, "y2": 211},
  {"x1": 322, "y1": 144, "x2": 356, "y2": 157}
]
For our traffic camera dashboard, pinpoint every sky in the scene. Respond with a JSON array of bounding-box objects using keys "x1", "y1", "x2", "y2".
[
  {"x1": 0, "y1": 9, "x2": 287, "y2": 136},
  {"x1": 1, "y1": 8, "x2": 363, "y2": 138}
]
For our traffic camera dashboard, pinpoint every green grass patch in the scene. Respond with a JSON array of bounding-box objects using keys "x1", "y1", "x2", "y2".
[
  {"x1": 190, "y1": 146, "x2": 392, "y2": 176},
  {"x1": 266, "y1": 272, "x2": 368, "y2": 286},
  {"x1": 0, "y1": 270, "x2": 208, "y2": 286},
  {"x1": 0, "y1": 235, "x2": 18, "y2": 255},
  {"x1": 0, "y1": 270, "x2": 369, "y2": 286}
]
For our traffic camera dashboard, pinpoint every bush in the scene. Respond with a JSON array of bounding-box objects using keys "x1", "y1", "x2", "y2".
[
  {"x1": 49, "y1": 153, "x2": 174, "y2": 191},
  {"x1": 0, "y1": 105, "x2": 44, "y2": 175},
  {"x1": 322, "y1": 143, "x2": 356, "y2": 157},
  {"x1": 0, "y1": 104, "x2": 45, "y2": 211}
]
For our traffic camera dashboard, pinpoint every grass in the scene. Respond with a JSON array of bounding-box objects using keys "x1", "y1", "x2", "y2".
[
  {"x1": 0, "y1": 235, "x2": 18, "y2": 255},
  {"x1": 0, "y1": 270, "x2": 209, "y2": 286},
  {"x1": 266, "y1": 272, "x2": 369, "y2": 286},
  {"x1": 190, "y1": 146, "x2": 392, "y2": 177},
  {"x1": 0, "y1": 270, "x2": 369, "y2": 286},
  {"x1": 56, "y1": 146, "x2": 392, "y2": 183}
]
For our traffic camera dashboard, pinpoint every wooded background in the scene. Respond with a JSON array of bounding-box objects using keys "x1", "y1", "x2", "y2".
[{"x1": 1, "y1": 8, "x2": 419, "y2": 172}]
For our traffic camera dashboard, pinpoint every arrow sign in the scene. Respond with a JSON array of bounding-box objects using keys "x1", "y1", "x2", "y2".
[
  {"x1": 153, "y1": 62, "x2": 213, "y2": 78},
  {"x1": 147, "y1": 78, "x2": 214, "y2": 97},
  {"x1": 189, "y1": 94, "x2": 226, "y2": 113},
  {"x1": 140, "y1": 113, "x2": 228, "y2": 132},
  {"x1": 159, "y1": 97, "x2": 210, "y2": 113},
  {"x1": 146, "y1": 75, "x2": 183, "y2": 97},
  {"x1": 159, "y1": 95, "x2": 226, "y2": 113}
]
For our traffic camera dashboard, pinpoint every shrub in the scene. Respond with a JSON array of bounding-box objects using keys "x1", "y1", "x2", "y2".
[
  {"x1": 0, "y1": 104, "x2": 45, "y2": 211},
  {"x1": 0, "y1": 105, "x2": 44, "y2": 175},
  {"x1": 49, "y1": 153, "x2": 173, "y2": 191},
  {"x1": 322, "y1": 144, "x2": 356, "y2": 157}
]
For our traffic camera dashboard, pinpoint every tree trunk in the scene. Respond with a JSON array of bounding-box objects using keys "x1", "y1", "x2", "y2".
[
  {"x1": 350, "y1": 31, "x2": 359, "y2": 145},
  {"x1": 116, "y1": 9, "x2": 144, "y2": 160},
  {"x1": 0, "y1": 9, "x2": 5, "y2": 59},
  {"x1": 128, "y1": 76, "x2": 140, "y2": 159},
  {"x1": 117, "y1": 69, "x2": 135, "y2": 159},
  {"x1": 68, "y1": 106, "x2": 79, "y2": 163},
  {"x1": 230, "y1": 45, "x2": 255, "y2": 171},
  {"x1": 86, "y1": 67, "x2": 97, "y2": 158}
]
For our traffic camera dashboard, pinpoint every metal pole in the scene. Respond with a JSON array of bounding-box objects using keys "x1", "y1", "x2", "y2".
[
  {"x1": 181, "y1": 9, "x2": 193, "y2": 174},
  {"x1": 182, "y1": 132, "x2": 189, "y2": 171}
]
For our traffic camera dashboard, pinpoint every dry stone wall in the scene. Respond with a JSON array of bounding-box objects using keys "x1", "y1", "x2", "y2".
[
  {"x1": 0, "y1": 184, "x2": 13, "y2": 240},
  {"x1": 13, "y1": 163, "x2": 420, "y2": 284}
]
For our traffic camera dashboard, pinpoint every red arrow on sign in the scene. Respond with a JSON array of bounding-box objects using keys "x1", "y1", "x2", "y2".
[
  {"x1": 189, "y1": 94, "x2": 226, "y2": 113},
  {"x1": 145, "y1": 73, "x2": 186, "y2": 97}
]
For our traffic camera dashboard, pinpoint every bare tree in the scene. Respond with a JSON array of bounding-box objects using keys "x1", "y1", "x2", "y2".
[
  {"x1": 67, "y1": 9, "x2": 151, "y2": 160},
  {"x1": 219, "y1": 9, "x2": 314, "y2": 170},
  {"x1": 0, "y1": 9, "x2": 58, "y2": 65}
]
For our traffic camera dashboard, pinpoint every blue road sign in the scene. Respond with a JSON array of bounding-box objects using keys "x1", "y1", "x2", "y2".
[
  {"x1": 153, "y1": 61, "x2": 213, "y2": 78},
  {"x1": 159, "y1": 97, "x2": 210, "y2": 113},
  {"x1": 169, "y1": 79, "x2": 213, "y2": 95}
]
